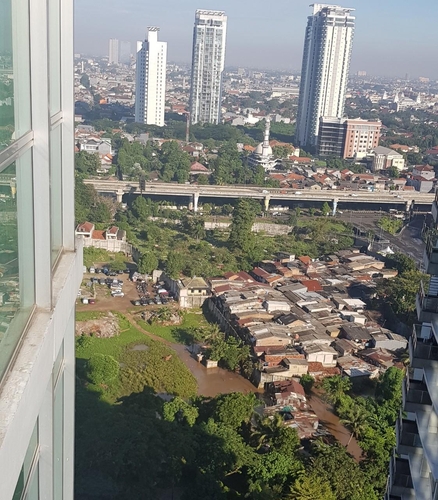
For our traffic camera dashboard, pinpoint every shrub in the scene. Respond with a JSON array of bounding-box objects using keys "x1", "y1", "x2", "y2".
[{"x1": 87, "y1": 353, "x2": 120, "y2": 385}]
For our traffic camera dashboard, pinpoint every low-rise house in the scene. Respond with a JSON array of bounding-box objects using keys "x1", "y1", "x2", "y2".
[
  {"x1": 339, "y1": 324, "x2": 372, "y2": 344},
  {"x1": 301, "y1": 344, "x2": 338, "y2": 367},
  {"x1": 332, "y1": 338, "x2": 357, "y2": 356},
  {"x1": 356, "y1": 348, "x2": 397, "y2": 371},
  {"x1": 166, "y1": 276, "x2": 211, "y2": 309},
  {"x1": 337, "y1": 355, "x2": 380, "y2": 379},
  {"x1": 369, "y1": 331, "x2": 407, "y2": 351}
]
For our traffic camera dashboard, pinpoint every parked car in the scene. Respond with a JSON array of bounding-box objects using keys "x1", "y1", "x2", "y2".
[
  {"x1": 134, "y1": 300, "x2": 141, "y2": 306},
  {"x1": 89, "y1": 299, "x2": 95, "y2": 304},
  {"x1": 89, "y1": 267, "x2": 95, "y2": 273},
  {"x1": 111, "y1": 291, "x2": 125, "y2": 297}
]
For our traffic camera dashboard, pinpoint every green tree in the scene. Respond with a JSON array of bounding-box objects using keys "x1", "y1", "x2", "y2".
[
  {"x1": 163, "y1": 397, "x2": 199, "y2": 426},
  {"x1": 321, "y1": 201, "x2": 331, "y2": 216},
  {"x1": 228, "y1": 199, "x2": 256, "y2": 252},
  {"x1": 213, "y1": 392, "x2": 256, "y2": 429},
  {"x1": 385, "y1": 252, "x2": 416, "y2": 274},
  {"x1": 138, "y1": 251, "x2": 158, "y2": 274},
  {"x1": 75, "y1": 151, "x2": 100, "y2": 176},
  {"x1": 131, "y1": 196, "x2": 152, "y2": 220},
  {"x1": 321, "y1": 375, "x2": 352, "y2": 405},
  {"x1": 90, "y1": 201, "x2": 111, "y2": 223},
  {"x1": 166, "y1": 250, "x2": 185, "y2": 279},
  {"x1": 87, "y1": 354, "x2": 119, "y2": 385},
  {"x1": 340, "y1": 405, "x2": 368, "y2": 444},
  {"x1": 300, "y1": 374, "x2": 315, "y2": 394},
  {"x1": 288, "y1": 473, "x2": 336, "y2": 500}
]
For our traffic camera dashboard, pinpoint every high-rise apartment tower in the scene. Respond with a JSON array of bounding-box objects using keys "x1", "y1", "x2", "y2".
[
  {"x1": 189, "y1": 10, "x2": 227, "y2": 125},
  {"x1": 296, "y1": 4, "x2": 355, "y2": 149},
  {"x1": 386, "y1": 195, "x2": 438, "y2": 500},
  {"x1": 109, "y1": 38, "x2": 119, "y2": 64},
  {"x1": 135, "y1": 27, "x2": 167, "y2": 127},
  {"x1": 0, "y1": 0, "x2": 82, "y2": 498}
]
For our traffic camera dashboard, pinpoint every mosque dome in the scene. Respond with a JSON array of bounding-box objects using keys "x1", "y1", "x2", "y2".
[{"x1": 255, "y1": 142, "x2": 272, "y2": 156}]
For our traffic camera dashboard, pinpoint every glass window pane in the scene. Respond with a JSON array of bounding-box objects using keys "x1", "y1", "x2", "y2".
[
  {"x1": 12, "y1": 421, "x2": 38, "y2": 500},
  {"x1": 50, "y1": 125, "x2": 63, "y2": 264},
  {"x1": 24, "y1": 462, "x2": 39, "y2": 500},
  {"x1": 53, "y1": 372, "x2": 64, "y2": 500},
  {"x1": 0, "y1": 149, "x2": 35, "y2": 380},
  {"x1": 48, "y1": 0, "x2": 61, "y2": 114},
  {"x1": 0, "y1": 0, "x2": 31, "y2": 152}
]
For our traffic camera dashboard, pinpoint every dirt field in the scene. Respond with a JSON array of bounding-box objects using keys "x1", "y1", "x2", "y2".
[{"x1": 76, "y1": 268, "x2": 168, "y2": 315}]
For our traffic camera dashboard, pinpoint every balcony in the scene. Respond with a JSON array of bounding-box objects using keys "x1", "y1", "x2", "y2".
[
  {"x1": 417, "y1": 280, "x2": 438, "y2": 323},
  {"x1": 387, "y1": 453, "x2": 416, "y2": 499},
  {"x1": 403, "y1": 376, "x2": 432, "y2": 413},
  {"x1": 432, "y1": 201, "x2": 438, "y2": 225},
  {"x1": 424, "y1": 238, "x2": 438, "y2": 275},
  {"x1": 397, "y1": 418, "x2": 422, "y2": 455}
]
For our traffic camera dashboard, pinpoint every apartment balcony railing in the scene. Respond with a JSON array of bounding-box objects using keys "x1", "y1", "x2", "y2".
[
  {"x1": 403, "y1": 375, "x2": 433, "y2": 412},
  {"x1": 425, "y1": 238, "x2": 438, "y2": 275},
  {"x1": 417, "y1": 280, "x2": 438, "y2": 323}
]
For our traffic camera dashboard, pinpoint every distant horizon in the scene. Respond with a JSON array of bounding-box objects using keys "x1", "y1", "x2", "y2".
[{"x1": 76, "y1": 53, "x2": 436, "y2": 82}]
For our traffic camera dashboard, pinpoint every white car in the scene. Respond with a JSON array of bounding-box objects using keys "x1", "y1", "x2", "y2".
[
  {"x1": 111, "y1": 291, "x2": 124, "y2": 297},
  {"x1": 295, "y1": 191, "x2": 302, "y2": 195}
]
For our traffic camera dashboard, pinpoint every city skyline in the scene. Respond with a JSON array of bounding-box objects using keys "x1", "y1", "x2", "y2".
[{"x1": 74, "y1": 0, "x2": 438, "y2": 78}]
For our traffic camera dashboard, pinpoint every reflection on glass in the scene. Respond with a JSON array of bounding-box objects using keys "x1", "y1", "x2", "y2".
[
  {"x1": 12, "y1": 421, "x2": 38, "y2": 500},
  {"x1": 0, "y1": 149, "x2": 35, "y2": 379},
  {"x1": 0, "y1": 0, "x2": 14, "y2": 152},
  {"x1": 50, "y1": 125, "x2": 63, "y2": 264}
]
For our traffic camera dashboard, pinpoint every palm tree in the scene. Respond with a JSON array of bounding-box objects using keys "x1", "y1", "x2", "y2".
[
  {"x1": 340, "y1": 405, "x2": 368, "y2": 445},
  {"x1": 251, "y1": 414, "x2": 284, "y2": 450},
  {"x1": 321, "y1": 375, "x2": 352, "y2": 405}
]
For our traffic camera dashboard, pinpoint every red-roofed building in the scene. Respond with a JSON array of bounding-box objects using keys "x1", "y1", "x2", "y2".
[
  {"x1": 299, "y1": 279, "x2": 323, "y2": 292},
  {"x1": 298, "y1": 256, "x2": 312, "y2": 266},
  {"x1": 190, "y1": 161, "x2": 211, "y2": 176}
]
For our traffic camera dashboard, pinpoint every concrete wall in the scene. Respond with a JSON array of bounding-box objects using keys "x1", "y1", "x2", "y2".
[{"x1": 82, "y1": 238, "x2": 132, "y2": 254}]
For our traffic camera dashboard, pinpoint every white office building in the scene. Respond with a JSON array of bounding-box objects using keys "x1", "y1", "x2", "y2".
[
  {"x1": 296, "y1": 4, "x2": 355, "y2": 149},
  {"x1": 0, "y1": 0, "x2": 82, "y2": 498},
  {"x1": 189, "y1": 10, "x2": 227, "y2": 125},
  {"x1": 109, "y1": 38, "x2": 119, "y2": 65},
  {"x1": 135, "y1": 27, "x2": 167, "y2": 127}
]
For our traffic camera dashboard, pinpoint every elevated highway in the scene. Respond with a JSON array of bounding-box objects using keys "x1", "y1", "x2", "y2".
[{"x1": 83, "y1": 179, "x2": 435, "y2": 212}]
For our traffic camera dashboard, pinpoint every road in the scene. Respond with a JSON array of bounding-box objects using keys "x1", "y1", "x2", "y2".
[
  {"x1": 83, "y1": 178, "x2": 435, "y2": 208},
  {"x1": 338, "y1": 211, "x2": 426, "y2": 264}
]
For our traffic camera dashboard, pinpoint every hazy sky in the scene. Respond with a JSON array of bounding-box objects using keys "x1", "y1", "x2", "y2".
[{"x1": 75, "y1": 0, "x2": 438, "y2": 78}]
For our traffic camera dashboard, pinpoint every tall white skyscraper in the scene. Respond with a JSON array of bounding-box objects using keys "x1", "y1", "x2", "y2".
[
  {"x1": 135, "y1": 27, "x2": 167, "y2": 127},
  {"x1": 0, "y1": 0, "x2": 82, "y2": 497},
  {"x1": 119, "y1": 40, "x2": 131, "y2": 65},
  {"x1": 296, "y1": 4, "x2": 355, "y2": 149},
  {"x1": 109, "y1": 38, "x2": 119, "y2": 64},
  {"x1": 190, "y1": 10, "x2": 227, "y2": 125}
]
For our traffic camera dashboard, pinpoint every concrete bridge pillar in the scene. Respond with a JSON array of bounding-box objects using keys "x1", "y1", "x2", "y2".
[
  {"x1": 264, "y1": 195, "x2": 270, "y2": 212},
  {"x1": 193, "y1": 192, "x2": 200, "y2": 212},
  {"x1": 116, "y1": 189, "x2": 124, "y2": 203},
  {"x1": 406, "y1": 199, "x2": 413, "y2": 213},
  {"x1": 332, "y1": 198, "x2": 339, "y2": 216}
]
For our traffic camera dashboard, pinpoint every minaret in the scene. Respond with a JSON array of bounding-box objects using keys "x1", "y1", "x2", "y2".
[{"x1": 262, "y1": 118, "x2": 271, "y2": 157}]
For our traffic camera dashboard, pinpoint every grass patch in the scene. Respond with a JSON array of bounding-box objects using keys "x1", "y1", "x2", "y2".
[
  {"x1": 137, "y1": 312, "x2": 207, "y2": 343},
  {"x1": 76, "y1": 314, "x2": 197, "y2": 402},
  {"x1": 76, "y1": 310, "x2": 106, "y2": 321}
]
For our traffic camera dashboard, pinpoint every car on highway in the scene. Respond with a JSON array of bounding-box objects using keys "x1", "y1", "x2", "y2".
[
  {"x1": 350, "y1": 193, "x2": 358, "y2": 197},
  {"x1": 294, "y1": 191, "x2": 302, "y2": 195}
]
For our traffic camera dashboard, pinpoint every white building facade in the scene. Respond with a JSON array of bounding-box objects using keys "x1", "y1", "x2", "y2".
[
  {"x1": 189, "y1": 10, "x2": 227, "y2": 125},
  {"x1": 296, "y1": 4, "x2": 355, "y2": 149},
  {"x1": 108, "y1": 38, "x2": 119, "y2": 65},
  {"x1": 0, "y1": 0, "x2": 82, "y2": 498},
  {"x1": 386, "y1": 194, "x2": 438, "y2": 499},
  {"x1": 135, "y1": 27, "x2": 167, "y2": 127}
]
